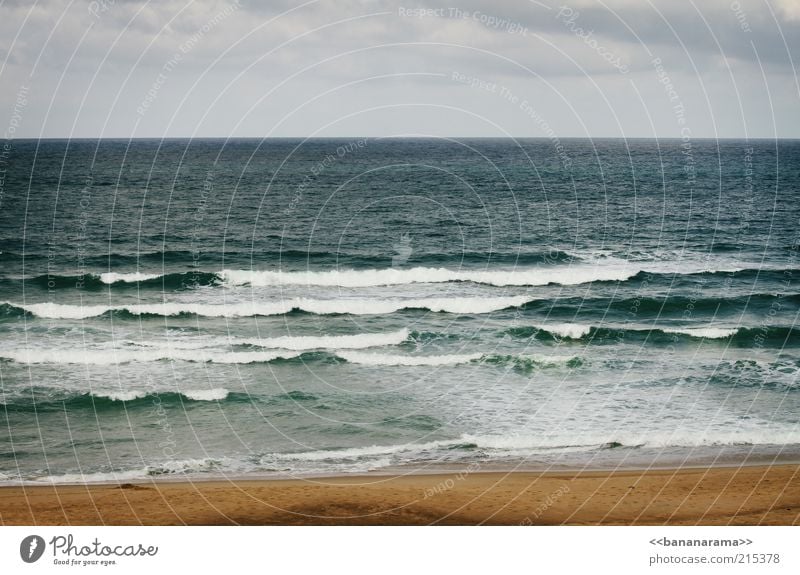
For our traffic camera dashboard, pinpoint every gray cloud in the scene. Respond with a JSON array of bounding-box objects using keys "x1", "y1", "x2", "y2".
[{"x1": 0, "y1": 0, "x2": 797, "y2": 138}]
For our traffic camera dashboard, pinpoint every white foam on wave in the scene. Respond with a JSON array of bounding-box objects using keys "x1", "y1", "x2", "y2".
[
  {"x1": 14, "y1": 301, "x2": 296, "y2": 319},
  {"x1": 145, "y1": 457, "x2": 232, "y2": 475},
  {"x1": 639, "y1": 261, "x2": 746, "y2": 275},
  {"x1": 54, "y1": 258, "x2": 798, "y2": 291},
  {"x1": 22, "y1": 469, "x2": 150, "y2": 485},
  {"x1": 220, "y1": 265, "x2": 637, "y2": 288},
  {"x1": 522, "y1": 323, "x2": 740, "y2": 340},
  {"x1": 92, "y1": 389, "x2": 229, "y2": 401},
  {"x1": 126, "y1": 329, "x2": 411, "y2": 352},
  {"x1": 11, "y1": 428, "x2": 800, "y2": 484},
  {"x1": 2, "y1": 347, "x2": 579, "y2": 370},
  {"x1": 337, "y1": 350, "x2": 482, "y2": 366},
  {"x1": 242, "y1": 329, "x2": 411, "y2": 350},
  {"x1": 99, "y1": 272, "x2": 161, "y2": 284},
  {"x1": 123, "y1": 339, "x2": 219, "y2": 350},
  {"x1": 1, "y1": 348, "x2": 300, "y2": 365},
  {"x1": 93, "y1": 390, "x2": 149, "y2": 401},
  {"x1": 662, "y1": 327, "x2": 740, "y2": 339},
  {"x1": 459, "y1": 429, "x2": 800, "y2": 451},
  {"x1": 534, "y1": 323, "x2": 593, "y2": 339},
  {"x1": 183, "y1": 388, "x2": 229, "y2": 401},
  {"x1": 271, "y1": 439, "x2": 457, "y2": 462},
  {"x1": 10, "y1": 297, "x2": 529, "y2": 319},
  {"x1": 264, "y1": 436, "x2": 606, "y2": 465},
  {"x1": 195, "y1": 351, "x2": 301, "y2": 364},
  {"x1": 507, "y1": 354, "x2": 583, "y2": 366},
  {"x1": 273, "y1": 429, "x2": 800, "y2": 465},
  {"x1": 9, "y1": 457, "x2": 236, "y2": 485},
  {"x1": 17, "y1": 302, "x2": 117, "y2": 319}
]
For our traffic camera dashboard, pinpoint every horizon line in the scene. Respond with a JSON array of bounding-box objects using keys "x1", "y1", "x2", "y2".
[{"x1": 3, "y1": 136, "x2": 799, "y2": 141}]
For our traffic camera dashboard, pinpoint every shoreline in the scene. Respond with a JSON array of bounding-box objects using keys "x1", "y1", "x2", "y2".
[
  {"x1": 6, "y1": 458, "x2": 800, "y2": 488},
  {"x1": 2, "y1": 464, "x2": 799, "y2": 525},
  {"x1": 4, "y1": 443, "x2": 799, "y2": 487}
]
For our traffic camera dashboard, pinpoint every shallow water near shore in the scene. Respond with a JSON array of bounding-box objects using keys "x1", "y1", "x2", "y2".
[{"x1": 1, "y1": 138, "x2": 799, "y2": 483}]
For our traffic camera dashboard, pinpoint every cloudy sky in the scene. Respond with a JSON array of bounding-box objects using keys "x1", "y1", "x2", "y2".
[{"x1": 1, "y1": 0, "x2": 798, "y2": 138}]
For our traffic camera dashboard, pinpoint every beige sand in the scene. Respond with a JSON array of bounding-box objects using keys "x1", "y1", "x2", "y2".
[{"x1": 1, "y1": 465, "x2": 799, "y2": 525}]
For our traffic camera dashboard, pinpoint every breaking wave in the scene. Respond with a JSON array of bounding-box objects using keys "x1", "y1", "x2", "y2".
[{"x1": 1, "y1": 296, "x2": 530, "y2": 319}]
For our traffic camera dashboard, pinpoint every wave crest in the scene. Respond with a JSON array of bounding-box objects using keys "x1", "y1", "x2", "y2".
[
  {"x1": 5, "y1": 297, "x2": 529, "y2": 319},
  {"x1": 220, "y1": 265, "x2": 636, "y2": 288}
]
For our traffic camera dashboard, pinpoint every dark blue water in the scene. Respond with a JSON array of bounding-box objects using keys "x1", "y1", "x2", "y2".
[{"x1": 1, "y1": 138, "x2": 799, "y2": 482}]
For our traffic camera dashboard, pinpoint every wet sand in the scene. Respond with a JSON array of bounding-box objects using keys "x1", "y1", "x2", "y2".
[{"x1": 1, "y1": 465, "x2": 799, "y2": 525}]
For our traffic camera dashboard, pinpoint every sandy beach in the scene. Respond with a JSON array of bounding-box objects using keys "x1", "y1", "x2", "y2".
[{"x1": 1, "y1": 464, "x2": 798, "y2": 525}]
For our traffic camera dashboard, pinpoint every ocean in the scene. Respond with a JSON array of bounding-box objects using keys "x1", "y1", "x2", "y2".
[{"x1": 1, "y1": 137, "x2": 799, "y2": 483}]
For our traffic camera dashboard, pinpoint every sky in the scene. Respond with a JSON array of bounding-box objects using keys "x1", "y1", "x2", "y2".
[{"x1": 1, "y1": 0, "x2": 798, "y2": 138}]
